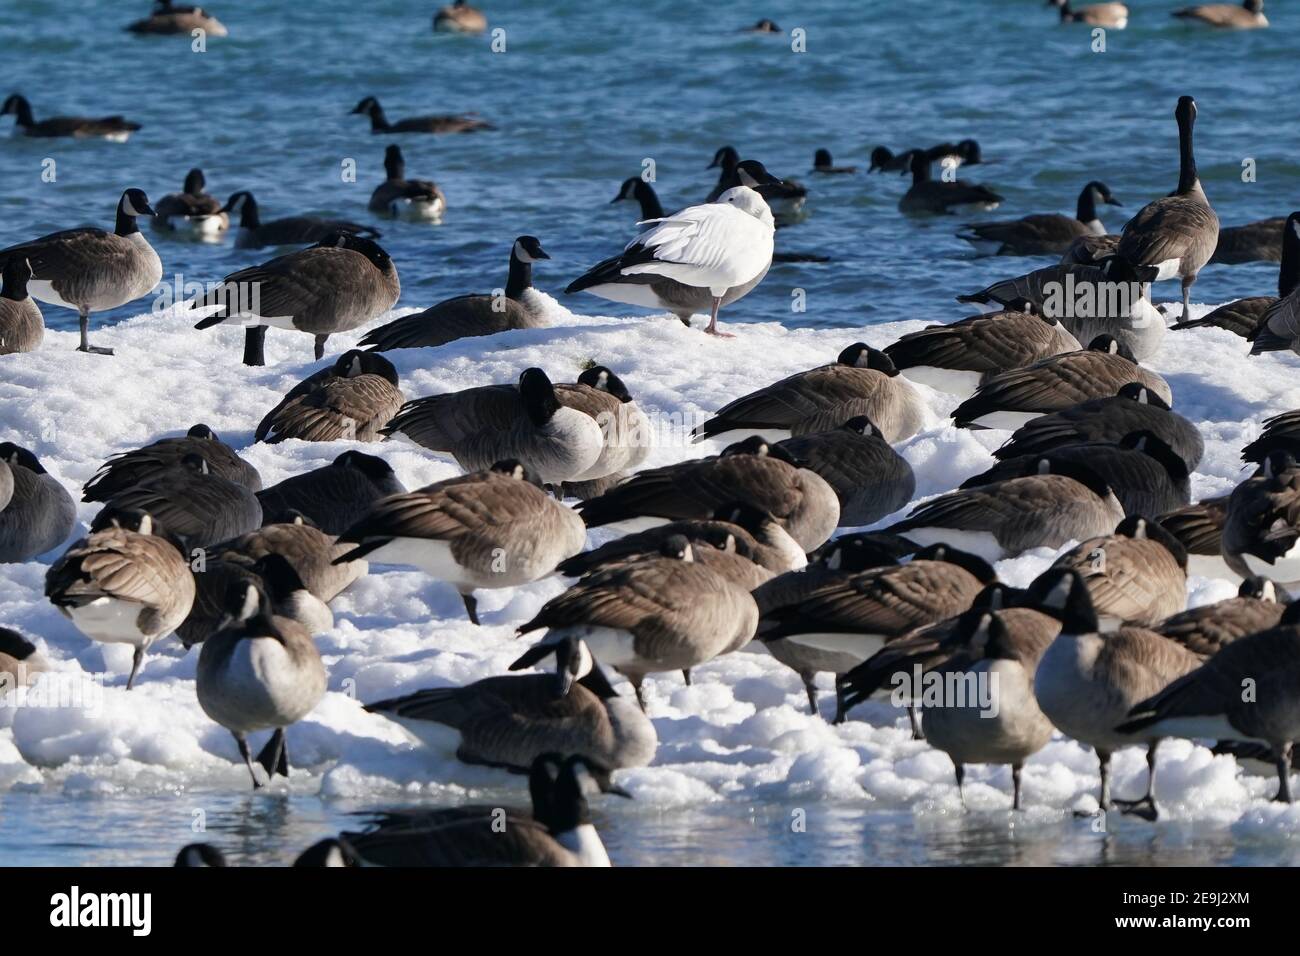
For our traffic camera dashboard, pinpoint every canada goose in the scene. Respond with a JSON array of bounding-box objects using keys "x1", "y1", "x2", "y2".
[
  {"x1": 385, "y1": 368, "x2": 605, "y2": 487},
  {"x1": 951, "y1": 336, "x2": 1171, "y2": 431},
  {"x1": 151, "y1": 168, "x2": 228, "y2": 239},
  {"x1": 359, "y1": 237, "x2": 549, "y2": 351},
  {"x1": 335, "y1": 460, "x2": 586, "y2": 625},
  {"x1": 568, "y1": 177, "x2": 777, "y2": 336},
  {"x1": 517, "y1": 536, "x2": 759, "y2": 710},
  {"x1": 1155, "y1": 576, "x2": 1287, "y2": 653},
  {"x1": 45, "y1": 509, "x2": 196, "y2": 689},
  {"x1": 196, "y1": 579, "x2": 327, "y2": 788},
  {"x1": 0, "y1": 257, "x2": 43, "y2": 354},
  {"x1": 578, "y1": 436, "x2": 840, "y2": 551},
  {"x1": 0, "y1": 626, "x2": 46, "y2": 693},
  {"x1": 193, "y1": 231, "x2": 400, "y2": 366},
  {"x1": 83, "y1": 424, "x2": 261, "y2": 503},
  {"x1": 1248, "y1": 215, "x2": 1300, "y2": 356},
  {"x1": 1172, "y1": 296, "x2": 1275, "y2": 338},
  {"x1": 610, "y1": 177, "x2": 665, "y2": 220},
  {"x1": 899, "y1": 152, "x2": 1002, "y2": 216},
  {"x1": 127, "y1": 0, "x2": 228, "y2": 36},
  {"x1": 1212, "y1": 217, "x2": 1286, "y2": 265},
  {"x1": 705, "y1": 147, "x2": 807, "y2": 220},
  {"x1": 176, "y1": 553, "x2": 332, "y2": 649},
  {"x1": 1048, "y1": 515, "x2": 1188, "y2": 627},
  {"x1": 777, "y1": 417, "x2": 916, "y2": 526},
  {"x1": 1032, "y1": 569, "x2": 1203, "y2": 819},
  {"x1": 0, "y1": 444, "x2": 76, "y2": 562},
  {"x1": 1156, "y1": 496, "x2": 1235, "y2": 581},
  {"x1": 0, "y1": 93, "x2": 141, "y2": 140},
  {"x1": 257, "y1": 451, "x2": 406, "y2": 534},
  {"x1": 366, "y1": 636, "x2": 655, "y2": 777},
  {"x1": 433, "y1": 0, "x2": 487, "y2": 33},
  {"x1": 963, "y1": 430, "x2": 1190, "y2": 518},
  {"x1": 1116, "y1": 97, "x2": 1219, "y2": 324},
  {"x1": 1047, "y1": 0, "x2": 1129, "y2": 27},
  {"x1": 868, "y1": 147, "x2": 919, "y2": 175},
  {"x1": 174, "y1": 844, "x2": 227, "y2": 867},
  {"x1": 255, "y1": 350, "x2": 403, "y2": 444},
  {"x1": 924, "y1": 140, "x2": 983, "y2": 169},
  {"x1": 885, "y1": 306, "x2": 1081, "y2": 398},
  {"x1": 1221, "y1": 451, "x2": 1300, "y2": 588},
  {"x1": 218, "y1": 191, "x2": 380, "y2": 250},
  {"x1": 994, "y1": 383, "x2": 1205, "y2": 471},
  {"x1": 959, "y1": 182, "x2": 1122, "y2": 257},
  {"x1": 368, "y1": 145, "x2": 445, "y2": 221},
  {"x1": 757, "y1": 544, "x2": 996, "y2": 722},
  {"x1": 1172, "y1": 0, "x2": 1268, "y2": 28},
  {"x1": 350, "y1": 96, "x2": 492, "y2": 135},
  {"x1": 216, "y1": 513, "x2": 366, "y2": 603},
  {"x1": 1061, "y1": 233, "x2": 1121, "y2": 267},
  {"x1": 0, "y1": 188, "x2": 160, "y2": 355},
  {"x1": 692, "y1": 343, "x2": 925, "y2": 444},
  {"x1": 745, "y1": 18, "x2": 782, "y2": 32},
  {"x1": 889, "y1": 460, "x2": 1125, "y2": 563},
  {"x1": 1241, "y1": 408, "x2": 1300, "y2": 466},
  {"x1": 812, "y1": 149, "x2": 856, "y2": 174}
]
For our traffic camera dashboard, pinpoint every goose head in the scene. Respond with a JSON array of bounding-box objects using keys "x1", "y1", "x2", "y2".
[
  {"x1": 317, "y1": 232, "x2": 393, "y2": 270},
  {"x1": 734, "y1": 159, "x2": 785, "y2": 189},
  {"x1": 334, "y1": 349, "x2": 399, "y2": 385},
  {"x1": 708, "y1": 145, "x2": 739, "y2": 171},
  {"x1": 119, "y1": 188, "x2": 157, "y2": 219},
  {"x1": 350, "y1": 96, "x2": 382, "y2": 117},
  {"x1": 577, "y1": 365, "x2": 633, "y2": 402},
  {"x1": 490, "y1": 458, "x2": 542, "y2": 486},
  {"x1": 0, "y1": 442, "x2": 45, "y2": 474},
  {"x1": 837, "y1": 342, "x2": 899, "y2": 375},
  {"x1": 813, "y1": 148, "x2": 834, "y2": 169},
  {"x1": 1027, "y1": 568, "x2": 1101, "y2": 634},
  {"x1": 186, "y1": 423, "x2": 218, "y2": 440},
  {"x1": 659, "y1": 534, "x2": 694, "y2": 562},
  {"x1": 518, "y1": 367, "x2": 561, "y2": 426},
  {"x1": 174, "y1": 844, "x2": 227, "y2": 867},
  {"x1": 182, "y1": 168, "x2": 206, "y2": 196},
  {"x1": 511, "y1": 235, "x2": 550, "y2": 263}
]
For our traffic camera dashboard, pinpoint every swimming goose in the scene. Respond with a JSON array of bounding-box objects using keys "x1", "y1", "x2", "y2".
[
  {"x1": 959, "y1": 182, "x2": 1121, "y2": 257},
  {"x1": 368, "y1": 145, "x2": 446, "y2": 221},
  {"x1": 578, "y1": 436, "x2": 840, "y2": 551},
  {"x1": 1212, "y1": 216, "x2": 1286, "y2": 265},
  {"x1": 899, "y1": 152, "x2": 1002, "y2": 216},
  {"x1": 705, "y1": 147, "x2": 807, "y2": 220},
  {"x1": 384, "y1": 368, "x2": 606, "y2": 487},
  {"x1": 1155, "y1": 576, "x2": 1287, "y2": 654},
  {"x1": 176, "y1": 553, "x2": 332, "y2": 649},
  {"x1": 219, "y1": 191, "x2": 380, "y2": 250},
  {"x1": 812, "y1": 149, "x2": 856, "y2": 175},
  {"x1": 1221, "y1": 451, "x2": 1300, "y2": 588},
  {"x1": 745, "y1": 18, "x2": 782, "y2": 32},
  {"x1": 335, "y1": 460, "x2": 586, "y2": 625},
  {"x1": 951, "y1": 336, "x2": 1171, "y2": 431},
  {"x1": 963, "y1": 430, "x2": 1190, "y2": 518},
  {"x1": 517, "y1": 536, "x2": 759, "y2": 710},
  {"x1": 216, "y1": 513, "x2": 367, "y2": 604},
  {"x1": 83, "y1": 424, "x2": 261, "y2": 503},
  {"x1": 994, "y1": 383, "x2": 1204, "y2": 471},
  {"x1": 0, "y1": 257, "x2": 43, "y2": 354},
  {"x1": 433, "y1": 0, "x2": 487, "y2": 33},
  {"x1": 692, "y1": 343, "x2": 926, "y2": 444},
  {"x1": 193, "y1": 231, "x2": 400, "y2": 366},
  {"x1": 0, "y1": 94, "x2": 141, "y2": 140},
  {"x1": 885, "y1": 306, "x2": 1081, "y2": 398},
  {"x1": 350, "y1": 96, "x2": 492, "y2": 135},
  {"x1": 888, "y1": 460, "x2": 1125, "y2": 563},
  {"x1": 1047, "y1": 0, "x2": 1130, "y2": 27},
  {"x1": 196, "y1": 579, "x2": 327, "y2": 788},
  {"x1": 1156, "y1": 496, "x2": 1233, "y2": 581},
  {"x1": 359, "y1": 237, "x2": 549, "y2": 350},
  {"x1": 776, "y1": 417, "x2": 916, "y2": 526},
  {"x1": 610, "y1": 177, "x2": 666, "y2": 220},
  {"x1": 1032, "y1": 569, "x2": 1203, "y2": 818},
  {"x1": 567, "y1": 176, "x2": 778, "y2": 336},
  {"x1": 257, "y1": 451, "x2": 405, "y2": 534},
  {"x1": 173, "y1": 844, "x2": 227, "y2": 867},
  {"x1": 0, "y1": 627, "x2": 46, "y2": 693},
  {"x1": 366, "y1": 636, "x2": 655, "y2": 777},
  {"x1": 255, "y1": 350, "x2": 403, "y2": 444},
  {"x1": 45, "y1": 509, "x2": 196, "y2": 689},
  {"x1": 1172, "y1": 0, "x2": 1268, "y2": 28},
  {"x1": 95, "y1": 453, "x2": 262, "y2": 549},
  {"x1": 1047, "y1": 515, "x2": 1188, "y2": 627},
  {"x1": 151, "y1": 168, "x2": 228, "y2": 239},
  {"x1": 868, "y1": 147, "x2": 919, "y2": 175},
  {"x1": 1248, "y1": 215, "x2": 1300, "y2": 356},
  {"x1": 127, "y1": 1, "x2": 228, "y2": 36},
  {"x1": 0, "y1": 188, "x2": 161, "y2": 355},
  {"x1": 1116, "y1": 97, "x2": 1219, "y2": 324},
  {"x1": 0, "y1": 444, "x2": 76, "y2": 562}
]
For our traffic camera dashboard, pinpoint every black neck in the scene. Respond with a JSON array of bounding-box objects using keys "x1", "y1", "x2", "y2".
[
  {"x1": 912, "y1": 160, "x2": 931, "y2": 185},
  {"x1": 1076, "y1": 186, "x2": 1098, "y2": 223},
  {"x1": 637, "y1": 186, "x2": 665, "y2": 220},
  {"x1": 1280, "y1": 219, "x2": 1300, "y2": 298},
  {"x1": 9, "y1": 98, "x2": 34, "y2": 126},
  {"x1": 1176, "y1": 111, "x2": 1199, "y2": 196},
  {"x1": 368, "y1": 105, "x2": 390, "y2": 132},
  {"x1": 237, "y1": 195, "x2": 260, "y2": 229},
  {"x1": 385, "y1": 157, "x2": 405, "y2": 181},
  {"x1": 0, "y1": 267, "x2": 28, "y2": 301},
  {"x1": 115, "y1": 203, "x2": 139, "y2": 237},
  {"x1": 505, "y1": 251, "x2": 533, "y2": 299}
]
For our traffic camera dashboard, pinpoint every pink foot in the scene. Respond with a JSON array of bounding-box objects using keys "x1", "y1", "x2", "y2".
[{"x1": 704, "y1": 327, "x2": 735, "y2": 338}]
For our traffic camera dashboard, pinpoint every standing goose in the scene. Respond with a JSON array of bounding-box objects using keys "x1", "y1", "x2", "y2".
[
  {"x1": 359, "y1": 237, "x2": 550, "y2": 351},
  {"x1": 899, "y1": 152, "x2": 1002, "y2": 216},
  {"x1": 812, "y1": 149, "x2": 856, "y2": 174},
  {"x1": 193, "y1": 231, "x2": 400, "y2": 366},
  {"x1": 0, "y1": 444, "x2": 76, "y2": 562},
  {"x1": 0, "y1": 627, "x2": 46, "y2": 692},
  {"x1": 45, "y1": 509, "x2": 195, "y2": 689},
  {"x1": 692, "y1": 343, "x2": 925, "y2": 444},
  {"x1": 385, "y1": 368, "x2": 605, "y2": 487},
  {"x1": 196, "y1": 580, "x2": 327, "y2": 788},
  {"x1": 1172, "y1": 0, "x2": 1268, "y2": 28},
  {"x1": 951, "y1": 336, "x2": 1171, "y2": 431},
  {"x1": 1047, "y1": 0, "x2": 1130, "y2": 27},
  {"x1": 1116, "y1": 97, "x2": 1219, "y2": 324},
  {"x1": 1221, "y1": 451, "x2": 1300, "y2": 588},
  {"x1": 176, "y1": 553, "x2": 332, "y2": 650},
  {"x1": 433, "y1": 0, "x2": 487, "y2": 33},
  {"x1": 216, "y1": 513, "x2": 367, "y2": 604},
  {"x1": 127, "y1": 1, "x2": 228, "y2": 35},
  {"x1": 0, "y1": 257, "x2": 43, "y2": 354},
  {"x1": 887, "y1": 460, "x2": 1125, "y2": 563},
  {"x1": 516, "y1": 536, "x2": 759, "y2": 710},
  {"x1": 1212, "y1": 216, "x2": 1286, "y2": 265},
  {"x1": 1156, "y1": 496, "x2": 1234, "y2": 581},
  {"x1": 334, "y1": 461, "x2": 586, "y2": 625},
  {"x1": 578, "y1": 437, "x2": 840, "y2": 552},
  {"x1": 219, "y1": 191, "x2": 380, "y2": 250},
  {"x1": 368, "y1": 145, "x2": 446, "y2": 221},
  {"x1": 705, "y1": 147, "x2": 807, "y2": 220},
  {"x1": 0, "y1": 188, "x2": 160, "y2": 355},
  {"x1": 83, "y1": 424, "x2": 261, "y2": 503},
  {"x1": 776, "y1": 417, "x2": 916, "y2": 526},
  {"x1": 1181, "y1": 213, "x2": 1298, "y2": 339},
  {"x1": 256, "y1": 451, "x2": 405, "y2": 534},
  {"x1": 254, "y1": 350, "x2": 403, "y2": 444},
  {"x1": 151, "y1": 168, "x2": 229, "y2": 239},
  {"x1": 0, "y1": 94, "x2": 141, "y2": 140},
  {"x1": 350, "y1": 96, "x2": 492, "y2": 135},
  {"x1": 959, "y1": 182, "x2": 1121, "y2": 257},
  {"x1": 1155, "y1": 576, "x2": 1287, "y2": 654}
]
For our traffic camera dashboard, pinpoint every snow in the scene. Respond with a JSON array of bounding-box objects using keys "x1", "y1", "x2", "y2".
[{"x1": 3, "y1": 289, "x2": 1300, "y2": 830}]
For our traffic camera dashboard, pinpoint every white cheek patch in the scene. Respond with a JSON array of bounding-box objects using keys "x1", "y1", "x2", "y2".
[{"x1": 513, "y1": 240, "x2": 534, "y2": 263}]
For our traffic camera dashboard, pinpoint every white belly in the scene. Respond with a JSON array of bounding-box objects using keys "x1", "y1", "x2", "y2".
[
  {"x1": 1243, "y1": 549, "x2": 1300, "y2": 588},
  {"x1": 547, "y1": 627, "x2": 640, "y2": 670},
  {"x1": 27, "y1": 279, "x2": 79, "y2": 311},
  {"x1": 897, "y1": 527, "x2": 1007, "y2": 563},
  {"x1": 1186, "y1": 553, "x2": 1242, "y2": 583},
  {"x1": 902, "y1": 366, "x2": 983, "y2": 398},
  {"x1": 967, "y1": 409, "x2": 1041, "y2": 431},
  {"x1": 65, "y1": 597, "x2": 153, "y2": 647},
  {"x1": 366, "y1": 537, "x2": 473, "y2": 588},
  {"x1": 783, "y1": 631, "x2": 884, "y2": 665}
]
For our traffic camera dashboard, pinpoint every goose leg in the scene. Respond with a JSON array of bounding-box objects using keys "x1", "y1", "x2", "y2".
[
  {"x1": 681, "y1": 668, "x2": 692, "y2": 686},
  {"x1": 908, "y1": 704, "x2": 924, "y2": 740},
  {"x1": 256, "y1": 728, "x2": 289, "y2": 779},
  {"x1": 125, "y1": 646, "x2": 145, "y2": 691},
  {"x1": 1274, "y1": 742, "x2": 1294, "y2": 803},
  {"x1": 832, "y1": 674, "x2": 849, "y2": 724},
  {"x1": 1012, "y1": 762, "x2": 1024, "y2": 811},
  {"x1": 461, "y1": 592, "x2": 480, "y2": 626},
  {"x1": 242, "y1": 326, "x2": 267, "y2": 366},
  {"x1": 703, "y1": 297, "x2": 734, "y2": 338},
  {"x1": 1114, "y1": 741, "x2": 1160, "y2": 821},
  {"x1": 954, "y1": 763, "x2": 966, "y2": 810},
  {"x1": 234, "y1": 733, "x2": 262, "y2": 789},
  {"x1": 631, "y1": 676, "x2": 647, "y2": 713},
  {"x1": 1180, "y1": 274, "x2": 1195, "y2": 323},
  {"x1": 800, "y1": 672, "x2": 819, "y2": 716},
  {"x1": 314, "y1": 333, "x2": 329, "y2": 360},
  {"x1": 77, "y1": 308, "x2": 113, "y2": 355},
  {"x1": 1075, "y1": 749, "x2": 1112, "y2": 818}
]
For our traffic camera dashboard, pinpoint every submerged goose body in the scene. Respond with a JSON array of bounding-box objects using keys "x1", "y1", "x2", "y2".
[
  {"x1": 83, "y1": 424, "x2": 261, "y2": 503},
  {"x1": 152, "y1": 168, "x2": 228, "y2": 239},
  {"x1": 900, "y1": 152, "x2": 1002, "y2": 216},
  {"x1": 776, "y1": 418, "x2": 916, "y2": 526},
  {"x1": 220, "y1": 191, "x2": 380, "y2": 250},
  {"x1": 0, "y1": 94, "x2": 140, "y2": 140},
  {"x1": 433, "y1": 0, "x2": 487, "y2": 33},
  {"x1": 368, "y1": 145, "x2": 445, "y2": 221},
  {"x1": 255, "y1": 350, "x2": 403, "y2": 444},
  {"x1": 812, "y1": 149, "x2": 856, "y2": 174},
  {"x1": 959, "y1": 182, "x2": 1121, "y2": 257},
  {"x1": 0, "y1": 445, "x2": 76, "y2": 562},
  {"x1": 351, "y1": 96, "x2": 492, "y2": 135},
  {"x1": 0, "y1": 257, "x2": 44, "y2": 354},
  {"x1": 256, "y1": 451, "x2": 406, "y2": 534},
  {"x1": 127, "y1": 1, "x2": 228, "y2": 36}
]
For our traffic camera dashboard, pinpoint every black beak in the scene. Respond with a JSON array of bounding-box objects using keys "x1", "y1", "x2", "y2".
[
  {"x1": 137, "y1": 200, "x2": 158, "y2": 217},
  {"x1": 608, "y1": 194, "x2": 623, "y2": 204},
  {"x1": 532, "y1": 245, "x2": 551, "y2": 260},
  {"x1": 1107, "y1": 196, "x2": 1123, "y2": 206}
]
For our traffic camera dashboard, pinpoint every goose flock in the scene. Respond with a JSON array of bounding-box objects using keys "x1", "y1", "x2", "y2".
[{"x1": 2, "y1": 2, "x2": 1299, "y2": 869}]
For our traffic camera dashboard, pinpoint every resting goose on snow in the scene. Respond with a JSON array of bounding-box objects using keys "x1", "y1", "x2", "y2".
[
  {"x1": 368, "y1": 145, "x2": 446, "y2": 221},
  {"x1": 216, "y1": 513, "x2": 367, "y2": 604},
  {"x1": 0, "y1": 188, "x2": 161, "y2": 355},
  {"x1": 1221, "y1": 451, "x2": 1300, "y2": 589},
  {"x1": 255, "y1": 350, "x2": 403, "y2": 444},
  {"x1": 152, "y1": 168, "x2": 229, "y2": 239},
  {"x1": 959, "y1": 181, "x2": 1121, "y2": 257},
  {"x1": 359, "y1": 237, "x2": 549, "y2": 351},
  {"x1": 1156, "y1": 496, "x2": 1234, "y2": 581},
  {"x1": 83, "y1": 424, "x2": 261, "y2": 503},
  {"x1": 433, "y1": 0, "x2": 488, "y2": 33},
  {"x1": 1212, "y1": 216, "x2": 1286, "y2": 265},
  {"x1": 1172, "y1": 0, "x2": 1268, "y2": 28},
  {"x1": 1048, "y1": 0, "x2": 1129, "y2": 27},
  {"x1": 351, "y1": 96, "x2": 492, "y2": 135},
  {"x1": 1180, "y1": 212, "x2": 1298, "y2": 339},
  {"x1": 0, "y1": 257, "x2": 43, "y2": 354},
  {"x1": 1155, "y1": 576, "x2": 1288, "y2": 654},
  {"x1": 219, "y1": 191, "x2": 380, "y2": 250},
  {"x1": 0, "y1": 93, "x2": 141, "y2": 140},
  {"x1": 899, "y1": 151, "x2": 1002, "y2": 216},
  {"x1": 127, "y1": 1, "x2": 228, "y2": 36},
  {"x1": 776, "y1": 417, "x2": 916, "y2": 526},
  {"x1": 0, "y1": 444, "x2": 76, "y2": 562},
  {"x1": 257, "y1": 453, "x2": 404, "y2": 536}
]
